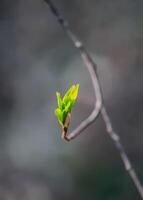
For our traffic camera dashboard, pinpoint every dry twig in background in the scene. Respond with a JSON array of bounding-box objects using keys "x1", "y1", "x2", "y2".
[{"x1": 44, "y1": 0, "x2": 143, "y2": 198}]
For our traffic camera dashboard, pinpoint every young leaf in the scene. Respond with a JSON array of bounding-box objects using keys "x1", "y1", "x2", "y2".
[
  {"x1": 56, "y1": 92, "x2": 62, "y2": 109},
  {"x1": 55, "y1": 84, "x2": 79, "y2": 127},
  {"x1": 55, "y1": 108, "x2": 63, "y2": 126}
]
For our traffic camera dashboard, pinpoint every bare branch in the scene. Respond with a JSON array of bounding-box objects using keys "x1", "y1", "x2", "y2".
[
  {"x1": 44, "y1": 0, "x2": 143, "y2": 198},
  {"x1": 101, "y1": 107, "x2": 143, "y2": 198}
]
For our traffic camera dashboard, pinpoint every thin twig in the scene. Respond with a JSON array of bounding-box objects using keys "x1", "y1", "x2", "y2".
[
  {"x1": 44, "y1": 0, "x2": 102, "y2": 141},
  {"x1": 44, "y1": 0, "x2": 143, "y2": 198},
  {"x1": 62, "y1": 46, "x2": 102, "y2": 141},
  {"x1": 101, "y1": 107, "x2": 143, "y2": 198}
]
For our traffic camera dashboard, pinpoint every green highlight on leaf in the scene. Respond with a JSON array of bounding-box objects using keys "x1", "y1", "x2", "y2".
[{"x1": 55, "y1": 84, "x2": 79, "y2": 127}]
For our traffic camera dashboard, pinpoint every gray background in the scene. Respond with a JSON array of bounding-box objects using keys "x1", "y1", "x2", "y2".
[{"x1": 0, "y1": 0, "x2": 143, "y2": 199}]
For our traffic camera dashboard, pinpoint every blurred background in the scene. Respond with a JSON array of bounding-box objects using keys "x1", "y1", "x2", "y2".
[{"x1": 0, "y1": 0, "x2": 143, "y2": 199}]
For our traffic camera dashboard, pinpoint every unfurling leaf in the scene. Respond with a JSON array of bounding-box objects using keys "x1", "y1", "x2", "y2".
[{"x1": 55, "y1": 84, "x2": 79, "y2": 127}]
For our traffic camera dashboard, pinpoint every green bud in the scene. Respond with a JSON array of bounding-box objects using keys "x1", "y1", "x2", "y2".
[{"x1": 55, "y1": 84, "x2": 79, "y2": 127}]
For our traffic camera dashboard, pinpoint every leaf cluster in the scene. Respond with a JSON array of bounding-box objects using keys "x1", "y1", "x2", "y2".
[{"x1": 55, "y1": 84, "x2": 79, "y2": 127}]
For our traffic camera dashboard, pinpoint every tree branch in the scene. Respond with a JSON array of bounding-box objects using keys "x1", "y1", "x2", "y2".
[
  {"x1": 44, "y1": 0, "x2": 102, "y2": 141},
  {"x1": 61, "y1": 45, "x2": 102, "y2": 141},
  {"x1": 44, "y1": 0, "x2": 143, "y2": 198}
]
